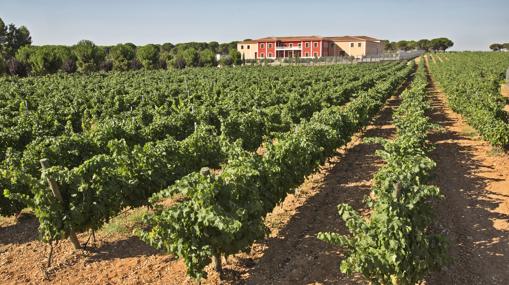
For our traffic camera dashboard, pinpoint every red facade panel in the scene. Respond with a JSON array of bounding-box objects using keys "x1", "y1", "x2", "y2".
[
  {"x1": 311, "y1": 40, "x2": 321, "y2": 57},
  {"x1": 258, "y1": 41, "x2": 276, "y2": 58},
  {"x1": 258, "y1": 42, "x2": 266, "y2": 58},
  {"x1": 302, "y1": 41, "x2": 312, "y2": 57},
  {"x1": 267, "y1": 42, "x2": 275, "y2": 58}
]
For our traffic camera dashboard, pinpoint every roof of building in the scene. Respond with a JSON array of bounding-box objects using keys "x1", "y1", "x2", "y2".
[
  {"x1": 238, "y1": 39, "x2": 257, "y2": 44},
  {"x1": 254, "y1": 35, "x2": 324, "y2": 42},
  {"x1": 239, "y1": 35, "x2": 381, "y2": 43},
  {"x1": 326, "y1": 36, "x2": 381, "y2": 42}
]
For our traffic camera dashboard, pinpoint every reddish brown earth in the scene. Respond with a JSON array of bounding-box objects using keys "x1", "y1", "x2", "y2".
[
  {"x1": 501, "y1": 84, "x2": 509, "y2": 113},
  {"x1": 0, "y1": 213, "x2": 189, "y2": 285},
  {"x1": 502, "y1": 84, "x2": 509, "y2": 98}
]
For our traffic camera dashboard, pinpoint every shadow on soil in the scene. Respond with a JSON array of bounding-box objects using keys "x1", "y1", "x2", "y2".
[
  {"x1": 425, "y1": 67, "x2": 509, "y2": 285},
  {"x1": 0, "y1": 215, "x2": 39, "y2": 245},
  {"x1": 85, "y1": 236, "x2": 161, "y2": 262}
]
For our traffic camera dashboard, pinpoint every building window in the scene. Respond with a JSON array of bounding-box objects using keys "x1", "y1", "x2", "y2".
[
  {"x1": 305, "y1": 52, "x2": 309, "y2": 57},
  {"x1": 241, "y1": 45, "x2": 244, "y2": 49},
  {"x1": 268, "y1": 53, "x2": 272, "y2": 57},
  {"x1": 268, "y1": 43, "x2": 272, "y2": 48},
  {"x1": 260, "y1": 53, "x2": 265, "y2": 58},
  {"x1": 260, "y1": 43, "x2": 265, "y2": 48},
  {"x1": 305, "y1": 42, "x2": 310, "y2": 48},
  {"x1": 314, "y1": 52, "x2": 318, "y2": 57},
  {"x1": 289, "y1": 43, "x2": 293, "y2": 48},
  {"x1": 350, "y1": 43, "x2": 354, "y2": 47},
  {"x1": 314, "y1": 42, "x2": 318, "y2": 48},
  {"x1": 298, "y1": 43, "x2": 302, "y2": 48},
  {"x1": 247, "y1": 45, "x2": 250, "y2": 49},
  {"x1": 358, "y1": 43, "x2": 362, "y2": 47}
]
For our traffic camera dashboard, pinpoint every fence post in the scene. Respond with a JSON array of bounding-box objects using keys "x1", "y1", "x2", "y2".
[{"x1": 40, "y1": 158, "x2": 82, "y2": 250}]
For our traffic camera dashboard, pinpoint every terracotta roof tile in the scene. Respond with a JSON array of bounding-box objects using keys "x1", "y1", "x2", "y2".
[
  {"x1": 243, "y1": 35, "x2": 381, "y2": 43},
  {"x1": 326, "y1": 35, "x2": 381, "y2": 42},
  {"x1": 255, "y1": 35, "x2": 324, "y2": 42}
]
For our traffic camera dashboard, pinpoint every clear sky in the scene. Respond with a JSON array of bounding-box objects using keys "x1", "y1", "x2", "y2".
[{"x1": 1, "y1": 0, "x2": 507, "y2": 50}]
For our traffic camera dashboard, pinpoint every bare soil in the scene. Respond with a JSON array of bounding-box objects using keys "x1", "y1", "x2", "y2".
[
  {"x1": 424, "y1": 57, "x2": 509, "y2": 285},
  {"x1": 0, "y1": 212, "x2": 189, "y2": 285},
  {"x1": 501, "y1": 84, "x2": 509, "y2": 113}
]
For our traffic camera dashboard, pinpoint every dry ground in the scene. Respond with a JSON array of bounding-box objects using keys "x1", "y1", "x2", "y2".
[{"x1": 501, "y1": 84, "x2": 509, "y2": 113}]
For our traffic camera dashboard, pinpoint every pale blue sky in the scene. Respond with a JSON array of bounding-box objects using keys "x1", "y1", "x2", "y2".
[{"x1": 1, "y1": 0, "x2": 507, "y2": 50}]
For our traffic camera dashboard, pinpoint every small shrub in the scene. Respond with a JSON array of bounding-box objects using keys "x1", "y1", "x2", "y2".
[
  {"x1": 7, "y1": 58, "x2": 28, "y2": 77},
  {"x1": 130, "y1": 59, "x2": 143, "y2": 70},
  {"x1": 0, "y1": 56, "x2": 6, "y2": 75},
  {"x1": 99, "y1": 60, "x2": 113, "y2": 72},
  {"x1": 159, "y1": 59, "x2": 167, "y2": 70},
  {"x1": 220, "y1": 55, "x2": 233, "y2": 66},
  {"x1": 173, "y1": 57, "x2": 186, "y2": 69},
  {"x1": 62, "y1": 59, "x2": 77, "y2": 74}
]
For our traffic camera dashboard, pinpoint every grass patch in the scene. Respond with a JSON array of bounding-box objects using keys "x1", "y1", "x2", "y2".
[
  {"x1": 459, "y1": 125, "x2": 478, "y2": 138},
  {"x1": 488, "y1": 146, "x2": 506, "y2": 156},
  {"x1": 100, "y1": 207, "x2": 148, "y2": 237}
]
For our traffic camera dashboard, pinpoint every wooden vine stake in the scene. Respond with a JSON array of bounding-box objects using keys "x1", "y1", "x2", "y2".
[
  {"x1": 212, "y1": 252, "x2": 223, "y2": 278},
  {"x1": 40, "y1": 158, "x2": 81, "y2": 250},
  {"x1": 46, "y1": 242, "x2": 54, "y2": 267}
]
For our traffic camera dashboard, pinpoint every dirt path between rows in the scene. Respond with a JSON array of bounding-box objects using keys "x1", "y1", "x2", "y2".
[
  {"x1": 501, "y1": 84, "x2": 509, "y2": 113},
  {"x1": 424, "y1": 57, "x2": 509, "y2": 285},
  {"x1": 238, "y1": 95, "x2": 401, "y2": 285}
]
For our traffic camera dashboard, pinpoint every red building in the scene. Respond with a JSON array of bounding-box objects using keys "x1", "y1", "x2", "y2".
[
  {"x1": 256, "y1": 36, "x2": 336, "y2": 59},
  {"x1": 237, "y1": 35, "x2": 384, "y2": 60}
]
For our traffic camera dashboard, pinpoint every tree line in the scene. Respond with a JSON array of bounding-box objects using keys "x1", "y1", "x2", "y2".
[
  {"x1": 489, "y1": 43, "x2": 509, "y2": 51},
  {"x1": 1, "y1": 17, "x2": 459, "y2": 77},
  {"x1": 0, "y1": 17, "x2": 242, "y2": 77},
  {"x1": 382, "y1": 38, "x2": 454, "y2": 52}
]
